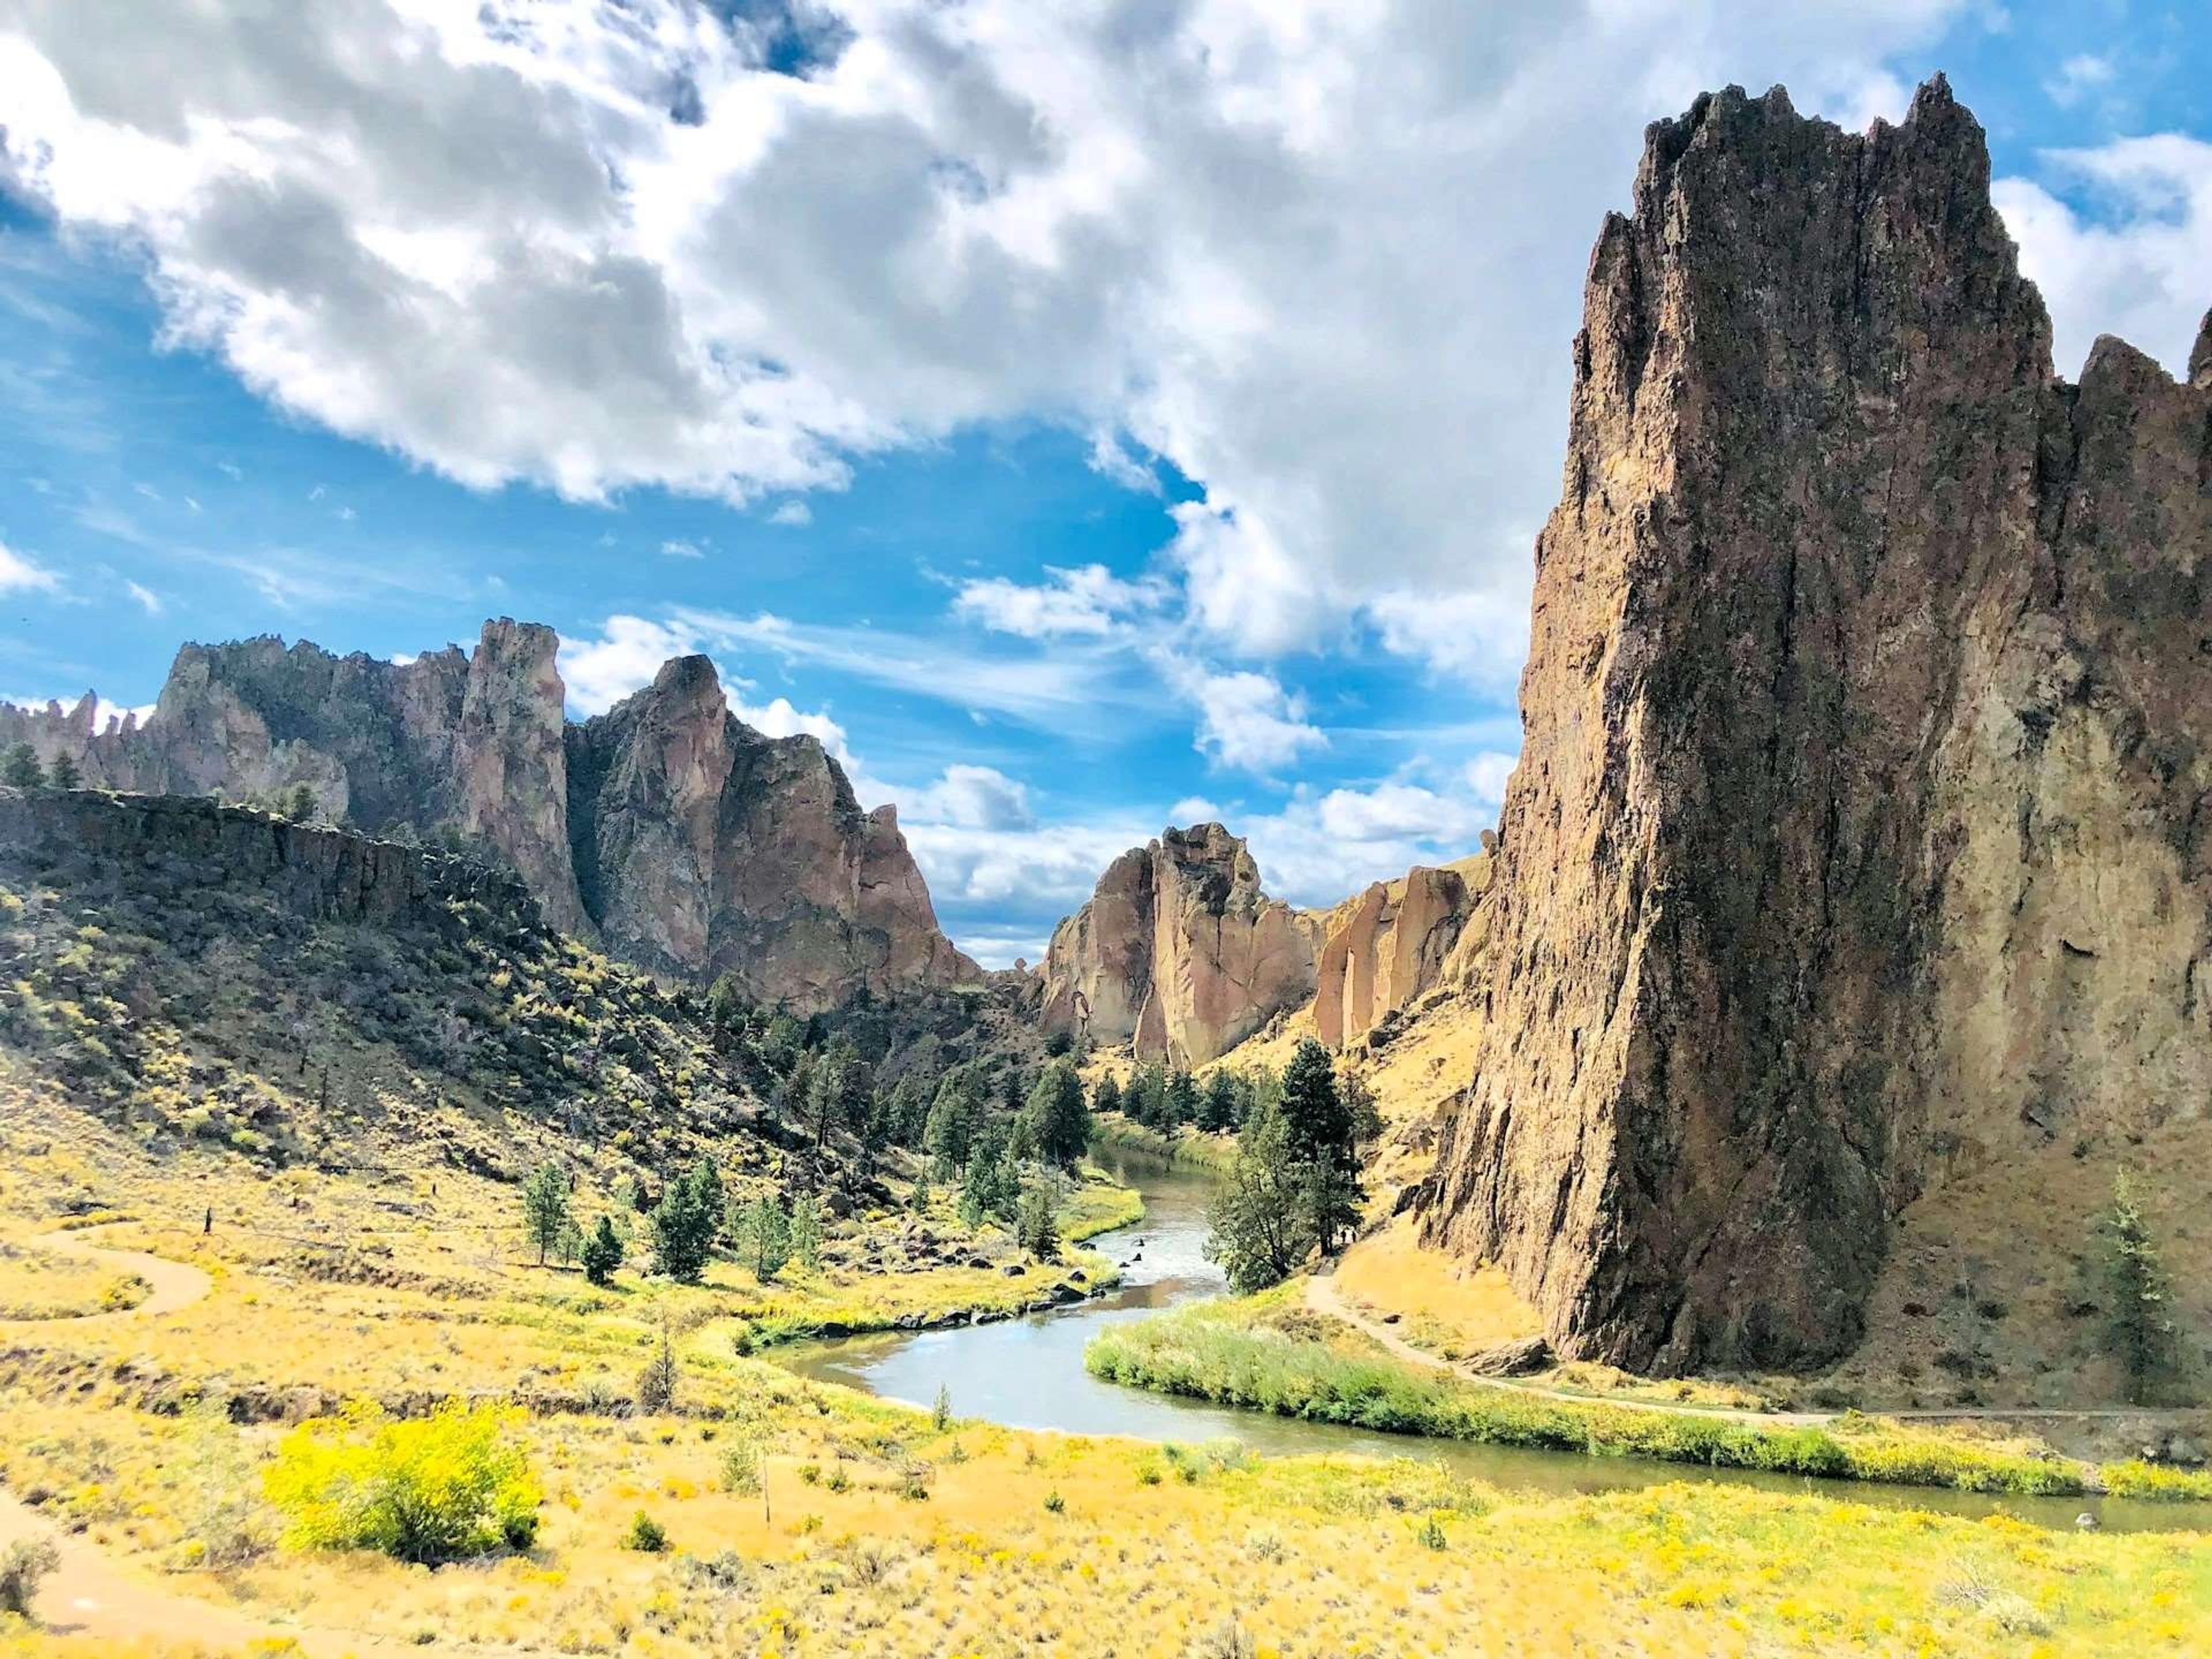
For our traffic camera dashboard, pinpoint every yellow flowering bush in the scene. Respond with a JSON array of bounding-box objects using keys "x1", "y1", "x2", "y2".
[{"x1": 263, "y1": 1399, "x2": 540, "y2": 1562}]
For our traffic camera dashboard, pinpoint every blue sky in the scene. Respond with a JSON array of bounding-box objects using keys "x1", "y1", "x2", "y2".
[{"x1": 1, "y1": 2, "x2": 2206, "y2": 965}]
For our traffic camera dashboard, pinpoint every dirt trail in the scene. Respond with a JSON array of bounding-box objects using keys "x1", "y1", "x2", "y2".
[
  {"x1": 1305, "y1": 1275, "x2": 2199, "y2": 1433},
  {"x1": 0, "y1": 1225, "x2": 213, "y2": 1331}
]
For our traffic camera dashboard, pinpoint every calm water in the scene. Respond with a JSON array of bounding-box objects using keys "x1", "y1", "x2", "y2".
[{"x1": 778, "y1": 1147, "x2": 2206, "y2": 1533}]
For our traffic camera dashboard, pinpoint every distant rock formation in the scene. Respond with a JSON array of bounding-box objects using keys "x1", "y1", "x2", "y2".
[
  {"x1": 1039, "y1": 823, "x2": 1320, "y2": 1067},
  {"x1": 0, "y1": 785, "x2": 532, "y2": 931},
  {"x1": 1419, "y1": 78, "x2": 2212, "y2": 1373},
  {"x1": 1312, "y1": 857, "x2": 1490, "y2": 1049},
  {"x1": 2, "y1": 620, "x2": 976, "y2": 1010}
]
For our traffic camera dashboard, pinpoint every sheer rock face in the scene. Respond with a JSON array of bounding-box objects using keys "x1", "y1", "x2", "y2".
[
  {"x1": 567, "y1": 654, "x2": 978, "y2": 1005},
  {"x1": 1418, "y1": 78, "x2": 2212, "y2": 1374},
  {"x1": 1040, "y1": 823, "x2": 1320, "y2": 1067},
  {"x1": 1313, "y1": 859, "x2": 1490, "y2": 1049},
  {"x1": 6, "y1": 621, "x2": 973, "y2": 1010}
]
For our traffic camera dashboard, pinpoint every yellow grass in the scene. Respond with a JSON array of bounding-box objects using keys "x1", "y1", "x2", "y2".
[
  {"x1": 3, "y1": 1100, "x2": 2210, "y2": 1657},
  {"x1": 1330, "y1": 1216, "x2": 1540, "y2": 1359}
]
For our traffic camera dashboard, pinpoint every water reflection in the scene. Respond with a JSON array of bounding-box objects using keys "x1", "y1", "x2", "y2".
[{"x1": 775, "y1": 1146, "x2": 2207, "y2": 1533}]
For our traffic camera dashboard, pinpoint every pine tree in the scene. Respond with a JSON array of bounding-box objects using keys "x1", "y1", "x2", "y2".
[
  {"x1": 733, "y1": 1192, "x2": 792, "y2": 1281},
  {"x1": 649, "y1": 1161, "x2": 720, "y2": 1283},
  {"x1": 2, "y1": 743, "x2": 45, "y2": 790},
  {"x1": 1277, "y1": 1039, "x2": 1363, "y2": 1256},
  {"x1": 789, "y1": 1192, "x2": 824, "y2": 1271},
  {"x1": 47, "y1": 752, "x2": 81, "y2": 790},
  {"x1": 285, "y1": 782, "x2": 318, "y2": 822},
  {"x1": 1199, "y1": 1070, "x2": 1242, "y2": 1134},
  {"x1": 1021, "y1": 1058, "x2": 1092, "y2": 1169},
  {"x1": 581, "y1": 1215, "x2": 624, "y2": 1286},
  {"x1": 1165, "y1": 1070, "x2": 1200, "y2": 1127},
  {"x1": 924, "y1": 1067, "x2": 986, "y2": 1178},
  {"x1": 1091, "y1": 1072, "x2": 1122, "y2": 1119},
  {"x1": 521, "y1": 1161, "x2": 571, "y2": 1266},
  {"x1": 1016, "y1": 1185, "x2": 1060, "y2": 1261},
  {"x1": 2102, "y1": 1172, "x2": 2177, "y2": 1406}
]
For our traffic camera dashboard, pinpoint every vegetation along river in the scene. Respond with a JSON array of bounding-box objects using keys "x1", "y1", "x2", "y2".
[{"x1": 779, "y1": 1148, "x2": 2205, "y2": 1533}]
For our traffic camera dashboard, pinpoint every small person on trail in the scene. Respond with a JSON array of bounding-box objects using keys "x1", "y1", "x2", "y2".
[{"x1": 203, "y1": 1206, "x2": 212, "y2": 1236}]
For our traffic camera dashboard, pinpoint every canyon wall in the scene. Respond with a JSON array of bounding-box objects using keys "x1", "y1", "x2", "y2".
[
  {"x1": 1418, "y1": 78, "x2": 2212, "y2": 1373},
  {"x1": 1039, "y1": 823, "x2": 1320, "y2": 1067},
  {"x1": 3, "y1": 620, "x2": 976, "y2": 1009}
]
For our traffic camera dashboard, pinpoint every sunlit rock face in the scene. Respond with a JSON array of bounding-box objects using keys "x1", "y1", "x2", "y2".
[
  {"x1": 1040, "y1": 823, "x2": 1320, "y2": 1068},
  {"x1": 1419, "y1": 78, "x2": 2212, "y2": 1374},
  {"x1": 5, "y1": 620, "x2": 975, "y2": 1010}
]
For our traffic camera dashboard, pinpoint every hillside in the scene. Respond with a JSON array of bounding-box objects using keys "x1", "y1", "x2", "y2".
[{"x1": 1, "y1": 620, "x2": 979, "y2": 1012}]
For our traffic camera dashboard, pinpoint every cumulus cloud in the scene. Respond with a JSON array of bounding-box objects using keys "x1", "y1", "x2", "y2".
[
  {"x1": 1994, "y1": 134, "x2": 2212, "y2": 380},
  {"x1": 900, "y1": 763, "x2": 1035, "y2": 830},
  {"x1": 1237, "y1": 774, "x2": 1506, "y2": 910},
  {"x1": 1154, "y1": 657, "x2": 1325, "y2": 774},
  {"x1": 0, "y1": 541, "x2": 58, "y2": 594},
  {"x1": 955, "y1": 563, "x2": 1164, "y2": 639},
  {"x1": 767, "y1": 499, "x2": 812, "y2": 526},
  {"x1": 557, "y1": 613, "x2": 700, "y2": 715},
  {"x1": 0, "y1": 0, "x2": 1986, "y2": 669}
]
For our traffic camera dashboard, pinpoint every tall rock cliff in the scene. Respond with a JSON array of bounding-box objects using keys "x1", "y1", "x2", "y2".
[
  {"x1": 1040, "y1": 823, "x2": 1320, "y2": 1067},
  {"x1": 1312, "y1": 857, "x2": 1490, "y2": 1050},
  {"x1": 1419, "y1": 78, "x2": 2212, "y2": 1373},
  {"x1": 565, "y1": 653, "x2": 974, "y2": 1005},
  {"x1": 3, "y1": 620, "x2": 975, "y2": 1009}
]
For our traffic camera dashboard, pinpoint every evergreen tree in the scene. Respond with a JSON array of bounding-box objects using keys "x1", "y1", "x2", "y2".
[
  {"x1": 1277, "y1": 1039, "x2": 1364, "y2": 1256},
  {"x1": 1198, "y1": 1070, "x2": 1241, "y2": 1134},
  {"x1": 957, "y1": 1127, "x2": 1019, "y2": 1229},
  {"x1": 520, "y1": 1161, "x2": 571, "y2": 1266},
  {"x1": 1001, "y1": 1066, "x2": 1027, "y2": 1118},
  {"x1": 47, "y1": 752, "x2": 81, "y2": 790},
  {"x1": 1203, "y1": 1100, "x2": 1317, "y2": 1293},
  {"x1": 1091, "y1": 1072, "x2": 1123, "y2": 1119},
  {"x1": 649, "y1": 1160, "x2": 721, "y2": 1283},
  {"x1": 924, "y1": 1067, "x2": 986, "y2": 1178},
  {"x1": 1165, "y1": 1070, "x2": 1200, "y2": 1127},
  {"x1": 2102, "y1": 1172, "x2": 2177, "y2": 1406},
  {"x1": 2, "y1": 743, "x2": 45, "y2": 790},
  {"x1": 789, "y1": 1192, "x2": 824, "y2": 1271},
  {"x1": 1015, "y1": 1185, "x2": 1060, "y2": 1261},
  {"x1": 581, "y1": 1215, "x2": 624, "y2": 1286},
  {"x1": 1021, "y1": 1058, "x2": 1093, "y2": 1170},
  {"x1": 285, "y1": 782, "x2": 318, "y2": 822},
  {"x1": 732, "y1": 1192, "x2": 792, "y2": 1281}
]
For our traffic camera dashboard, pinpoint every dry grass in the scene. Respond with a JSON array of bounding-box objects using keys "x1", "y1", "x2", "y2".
[
  {"x1": 2, "y1": 1108, "x2": 2210, "y2": 1658},
  {"x1": 1329, "y1": 1217, "x2": 1539, "y2": 1359}
]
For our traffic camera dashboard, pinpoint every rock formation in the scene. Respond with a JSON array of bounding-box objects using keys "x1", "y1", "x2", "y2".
[
  {"x1": 566, "y1": 653, "x2": 974, "y2": 1005},
  {"x1": 1312, "y1": 857, "x2": 1490, "y2": 1048},
  {"x1": 3, "y1": 620, "x2": 975, "y2": 1009},
  {"x1": 1039, "y1": 823, "x2": 1320, "y2": 1067},
  {"x1": 0, "y1": 785, "x2": 533, "y2": 931},
  {"x1": 1419, "y1": 78, "x2": 2212, "y2": 1373}
]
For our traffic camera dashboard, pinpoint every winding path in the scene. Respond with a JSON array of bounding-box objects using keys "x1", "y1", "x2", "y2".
[
  {"x1": 1, "y1": 1226, "x2": 495, "y2": 1652},
  {"x1": 0, "y1": 1225, "x2": 213, "y2": 1331}
]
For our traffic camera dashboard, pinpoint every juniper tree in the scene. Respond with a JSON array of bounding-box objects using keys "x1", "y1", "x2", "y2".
[
  {"x1": 2102, "y1": 1171, "x2": 2178, "y2": 1406},
  {"x1": 581, "y1": 1214, "x2": 624, "y2": 1286},
  {"x1": 47, "y1": 752, "x2": 81, "y2": 790},
  {"x1": 2, "y1": 743, "x2": 44, "y2": 790},
  {"x1": 521, "y1": 1161, "x2": 571, "y2": 1266},
  {"x1": 1021, "y1": 1058, "x2": 1092, "y2": 1170}
]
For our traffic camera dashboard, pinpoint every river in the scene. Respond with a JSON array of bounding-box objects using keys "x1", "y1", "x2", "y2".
[{"x1": 778, "y1": 1147, "x2": 2204, "y2": 1532}]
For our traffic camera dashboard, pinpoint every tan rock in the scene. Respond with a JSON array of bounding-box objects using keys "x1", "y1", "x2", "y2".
[
  {"x1": 1418, "y1": 78, "x2": 2212, "y2": 1373},
  {"x1": 1313, "y1": 857, "x2": 1489, "y2": 1048},
  {"x1": 1041, "y1": 823, "x2": 1319, "y2": 1066}
]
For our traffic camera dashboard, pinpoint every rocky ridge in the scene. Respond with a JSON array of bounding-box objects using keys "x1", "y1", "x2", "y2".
[
  {"x1": 1416, "y1": 78, "x2": 2212, "y2": 1373},
  {"x1": 3, "y1": 621, "x2": 976, "y2": 1010}
]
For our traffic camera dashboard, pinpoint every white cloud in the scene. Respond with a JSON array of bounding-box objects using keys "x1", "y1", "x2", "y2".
[
  {"x1": 0, "y1": 543, "x2": 58, "y2": 595},
  {"x1": 730, "y1": 691, "x2": 854, "y2": 768},
  {"x1": 1235, "y1": 774, "x2": 1508, "y2": 910},
  {"x1": 123, "y1": 579, "x2": 162, "y2": 613},
  {"x1": 1994, "y1": 135, "x2": 2212, "y2": 380},
  {"x1": 0, "y1": 0, "x2": 1979, "y2": 669},
  {"x1": 902, "y1": 815, "x2": 1154, "y2": 910},
  {"x1": 901, "y1": 763, "x2": 1035, "y2": 830},
  {"x1": 93, "y1": 697, "x2": 155, "y2": 730},
  {"x1": 1366, "y1": 579, "x2": 1533, "y2": 694},
  {"x1": 1155, "y1": 654, "x2": 1325, "y2": 773},
  {"x1": 2044, "y1": 53, "x2": 2113, "y2": 110},
  {"x1": 767, "y1": 499, "x2": 812, "y2": 527},
  {"x1": 557, "y1": 613, "x2": 701, "y2": 715},
  {"x1": 950, "y1": 930, "x2": 1051, "y2": 972},
  {"x1": 1463, "y1": 751, "x2": 1517, "y2": 814},
  {"x1": 1168, "y1": 795, "x2": 1222, "y2": 825},
  {"x1": 660, "y1": 537, "x2": 706, "y2": 558},
  {"x1": 954, "y1": 563, "x2": 1162, "y2": 639}
]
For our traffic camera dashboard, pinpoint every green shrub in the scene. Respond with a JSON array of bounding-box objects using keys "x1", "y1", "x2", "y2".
[
  {"x1": 2101, "y1": 1460, "x2": 2212, "y2": 1502},
  {"x1": 263, "y1": 1400, "x2": 540, "y2": 1563},
  {"x1": 0, "y1": 1537, "x2": 59, "y2": 1616},
  {"x1": 623, "y1": 1510, "x2": 669, "y2": 1552},
  {"x1": 1085, "y1": 1303, "x2": 2090, "y2": 1498}
]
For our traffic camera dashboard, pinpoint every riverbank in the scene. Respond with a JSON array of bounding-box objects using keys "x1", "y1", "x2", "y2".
[
  {"x1": 1085, "y1": 1285, "x2": 2212, "y2": 1503},
  {"x1": 1086, "y1": 1111, "x2": 1237, "y2": 1173}
]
